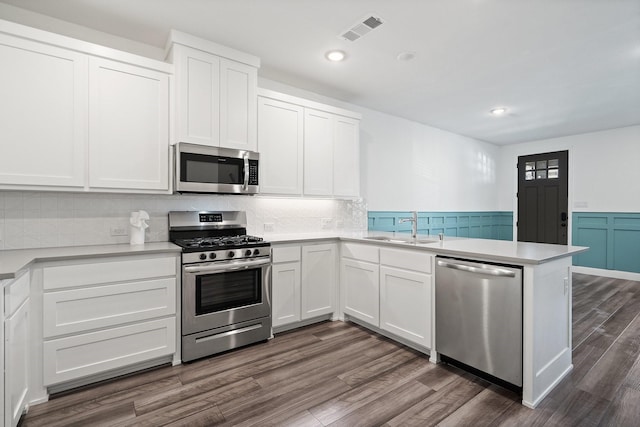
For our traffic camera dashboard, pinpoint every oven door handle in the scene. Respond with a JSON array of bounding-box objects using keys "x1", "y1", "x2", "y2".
[{"x1": 184, "y1": 258, "x2": 271, "y2": 274}]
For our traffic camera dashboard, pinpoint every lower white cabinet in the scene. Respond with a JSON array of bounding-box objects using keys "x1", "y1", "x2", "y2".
[
  {"x1": 301, "y1": 244, "x2": 337, "y2": 320},
  {"x1": 341, "y1": 258, "x2": 380, "y2": 327},
  {"x1": 43, "y1": 318, "x2": 175, "y2": 386},
  {"x1": 271, "y1": 247, "x2": 302, "y2": 327},
  {"x1": 4, "y1": 272, "x2": 30, "y2": 427},
  {"x1": 41, "y1": 254, "x2": 178, "y2": 387},
  {"x1": 272, "y1": 243, "x2": 337, "y2": 330}
]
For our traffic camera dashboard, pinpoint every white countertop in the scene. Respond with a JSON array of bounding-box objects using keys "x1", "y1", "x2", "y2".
[
  {"x1": 267, "y1": 231, "x2": 588, "y2": 266},
  {"x1": 0, "y1": 242, "x2": 181, "y2": 280}
]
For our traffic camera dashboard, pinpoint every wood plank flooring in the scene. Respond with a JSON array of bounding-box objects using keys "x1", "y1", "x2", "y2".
[{"x1": 22, "y1": 273, "x2": 640, "y2": 426}]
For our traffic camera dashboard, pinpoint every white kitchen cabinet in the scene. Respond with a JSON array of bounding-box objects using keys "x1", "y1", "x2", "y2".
[
  {"x1": 303, "y1": 108, "x2": 335, "y2": 196},
  {"x1": 271, "y1": 245, "x2": 301, "y2": 328},
  {"x1": 41, "y1": 254, "x2": 178, "y2": 388},
  {"x1": 169, "y1": 33, "x2": 259, "y2": 151},
  {"x1": 257, "y1": 89, "x2": 361, "y2": 198},
  {"x1": 4, "y1": 271, "x2": 30, "y2": 427},
  {"x1": 301, "y1": 243, "x2": 337, "y2": 320},
  {"x1": 88, "y1": 57, "x2": 170, "y2": 191},
  {"x1": 272, "y1": 262, "x2": 302, "y2": 327},
  {"x1": 340, "y1": 242, "x2": 380, "y2": 327},
  {"x1": 341, "y1": 258, "x2": 380, "y2": 327},
  {"x1": 220, "y1": 58, "x2": 257, "y2": 151},
  {"x1": 333, "y1": 116, "x2": 360, "y2": 197},
  {"x1": 0, "y1": 33, "x2": 87, "y2": 189},
  {"x1": 380, "y1": 248, "x2": 432, "y2": 348},
  {"x1": 257, "y1": 96, "x2": 304, "y2": 194},
  {"x1": 0, "y1": 282, "x2": 4, "y2": 427}
]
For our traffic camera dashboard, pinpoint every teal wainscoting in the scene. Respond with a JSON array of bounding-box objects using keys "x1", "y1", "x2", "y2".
[
  {"x1": 572, "y1": 212, "x2": 640, "y2": 273},
  {"x1": 368, "y1": 211, "x2": 514, "y2": 241}
]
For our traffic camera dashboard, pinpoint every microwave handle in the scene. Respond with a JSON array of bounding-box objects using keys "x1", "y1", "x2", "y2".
[{"x1": 243, "y1": 153, "x2": 250, "y2": 190}]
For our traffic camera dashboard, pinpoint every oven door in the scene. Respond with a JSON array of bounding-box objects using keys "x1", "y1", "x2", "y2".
[{"x1": 182, "y1": 257, "x2": 271, "y2": 335}]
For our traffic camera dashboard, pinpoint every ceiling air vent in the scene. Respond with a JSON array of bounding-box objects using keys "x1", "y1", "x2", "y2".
[{"x1": 339, "y1": 14, "x2": 384, "y2": 42}]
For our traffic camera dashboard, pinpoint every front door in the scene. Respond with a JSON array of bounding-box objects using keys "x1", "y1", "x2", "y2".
[{"x1": 517, "y1": 150, "x2": 568, "y2": 244}]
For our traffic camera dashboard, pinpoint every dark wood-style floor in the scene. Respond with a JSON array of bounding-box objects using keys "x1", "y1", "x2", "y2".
[{"x1": 23, "y1": 273, "x2": 640, "y2": 426}]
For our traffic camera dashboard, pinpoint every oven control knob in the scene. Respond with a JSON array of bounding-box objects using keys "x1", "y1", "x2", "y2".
[
  {"x1": 245, "y1": 249, "x2": 252, "y2": 256},
  {"x1": 228, "y1": 251, "x2": 235, "y2": 258},
  {"x1": 253, "y1": 249, "x2": 260, "y2": 256},
  {"x1": 199, "y1": 253, "x2": 207, "y2": 260},
  {"x1": 209, "y1": 253, "x2": 216, "y2": 260}
]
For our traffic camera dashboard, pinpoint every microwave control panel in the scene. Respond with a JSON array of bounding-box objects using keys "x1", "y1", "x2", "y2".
[{"x1": 248, "y1": 160, "x2": 259, "y2": 185}]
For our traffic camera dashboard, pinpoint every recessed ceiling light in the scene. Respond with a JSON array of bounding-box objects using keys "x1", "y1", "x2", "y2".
[
  {"x1": 326, "y1": 50, "x2": 346, "y2": 62},
  {"x1": 490, "y1": 107, "x2": 508, "y2": 116}
]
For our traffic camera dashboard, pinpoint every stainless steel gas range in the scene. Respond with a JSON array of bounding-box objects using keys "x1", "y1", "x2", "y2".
[{"x1": 169, "y1": 211, "x2": 272, "y2": 362}]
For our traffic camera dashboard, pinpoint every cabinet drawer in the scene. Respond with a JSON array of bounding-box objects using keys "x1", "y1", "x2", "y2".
[
  {"x1": 43, "y1": 255, "x2": 176, "y2": 290},
  {"x1": 341, "y1": 243, "x2": 379, "y2": 263},
  {"x1": 5, "y1": 271, "x2": 29, "y2": 316},
  {"x1": 43, "y1": 317, "x2": 176, "y2": 386},
  {"x1": 272, "y1": 245, "x2": 301, "y2": 263},
  {"x1": 43, "y1": 278, "x2": 176, "y2": 338},
  {"x1": 380, "y1": 248, "x2": 432, "y2": 274}
]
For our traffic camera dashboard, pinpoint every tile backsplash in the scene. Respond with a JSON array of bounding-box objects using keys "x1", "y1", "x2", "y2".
[{"x1": 0, "y1": 191, "x2": 367, "y2": 250}]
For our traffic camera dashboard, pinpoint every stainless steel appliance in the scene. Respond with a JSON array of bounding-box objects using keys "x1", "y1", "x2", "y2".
[
  {"x1": 174, "y1": 142, "x2": 259, "y2": 194},
  {"x1": 435, "y1": 256, "x2": 523, "y2": 389},
  {"x1": 169, "y1": 211, "x2": 271, "y2": 362}
]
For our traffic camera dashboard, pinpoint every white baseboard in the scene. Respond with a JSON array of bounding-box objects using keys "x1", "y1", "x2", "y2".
[{"x1": 573, "y1": 266, "x2": 640, "y2": 281}]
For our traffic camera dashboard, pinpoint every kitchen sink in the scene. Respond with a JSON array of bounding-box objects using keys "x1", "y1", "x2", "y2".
[{"x1": 363, "y1": 236, "x2": 437, "y2": 245}]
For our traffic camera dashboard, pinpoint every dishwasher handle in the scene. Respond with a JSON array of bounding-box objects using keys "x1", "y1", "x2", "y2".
[{"x1": 436, "y1": 259, "x2": 517, "y2": 278}]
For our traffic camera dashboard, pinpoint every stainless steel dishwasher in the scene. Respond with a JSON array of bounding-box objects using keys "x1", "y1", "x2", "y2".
[{"x1": 435, "y1": 256, "x2": 523, "y2": 388}]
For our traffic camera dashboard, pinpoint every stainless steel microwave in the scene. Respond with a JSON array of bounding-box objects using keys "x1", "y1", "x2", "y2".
[{"x1": 174, "y1": 142, "x2": 259, "y2": 194}]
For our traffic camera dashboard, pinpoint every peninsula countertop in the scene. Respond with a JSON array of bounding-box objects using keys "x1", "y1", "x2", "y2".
[{"x1": 266, "y1": 231, "x2": 588, "y2": 266}]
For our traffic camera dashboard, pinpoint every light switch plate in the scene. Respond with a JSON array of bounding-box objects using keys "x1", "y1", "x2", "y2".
[{"x1": 321, "y1": 218, "x2": 332, "y2": 229}]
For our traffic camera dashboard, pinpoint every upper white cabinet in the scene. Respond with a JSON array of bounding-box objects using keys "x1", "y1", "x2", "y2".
[
  {"x1": 257, "y1": 97, "x2": 304, "y2": 194},
  {"x1": 0, "y1": 20, "x2": 172, "y2": 194},
  {"x1": 168, "y1": 31, "x2": 259, "y2": 151},
  {"x1": 0, "y1": 33, "x2": 87, "y2": 189},
  {"x1": 257, "y1": 89, "x2": 361, "y2": 198},
  {"x1": 88, "y1": 57, "x2": 170, "y2": 191},
  {"x1": 333, "y1": 116, "x2": 360, "y2": 197},
  {"x1": 304, "y1": 109, "x2": 335, "y2": 196}
]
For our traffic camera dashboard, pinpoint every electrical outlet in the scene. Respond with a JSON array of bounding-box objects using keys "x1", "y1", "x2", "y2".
[
  {"x1": 321, "y1": 218, "x2": 332, "y2": 229},
  {"x1": 336, "y1": 220, "x2": 344, "y2": 229},
  {"x1": 264, "y1": 223, "x2": 275, "y2": 232},
  {"x1": 110, "y1": 226, "x2": 128, "y2": 236}
]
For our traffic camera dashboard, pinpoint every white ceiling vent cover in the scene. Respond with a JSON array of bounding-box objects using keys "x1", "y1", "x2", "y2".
[{"x1": 339, "y1": 14, "x2": 384, "y2": 42}]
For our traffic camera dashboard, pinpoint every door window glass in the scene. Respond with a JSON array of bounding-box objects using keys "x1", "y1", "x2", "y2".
[{"x1": 195, "y1": 269, "x2": 261, "y2": 315}]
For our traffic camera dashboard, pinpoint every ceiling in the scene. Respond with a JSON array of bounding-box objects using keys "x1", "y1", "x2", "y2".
[{"x1": 1, "y1": 0, "x2": 639, "y2": 145}]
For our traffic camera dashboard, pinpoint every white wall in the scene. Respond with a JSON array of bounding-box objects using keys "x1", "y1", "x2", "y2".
[
  {"x1": 259, "y1": 78, "x2": 501, "y2": 212},
  {"x1": 497, "y1": 125, "x2": 640, "y2": 213}
]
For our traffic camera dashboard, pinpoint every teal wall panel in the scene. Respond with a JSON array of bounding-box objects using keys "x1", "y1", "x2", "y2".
[
  {"x1": 572, "y1": 212, "x2": 640, "y2": 273},
  {"x1": 368, "y1": 211, "x2": 514, "y2": 241}
]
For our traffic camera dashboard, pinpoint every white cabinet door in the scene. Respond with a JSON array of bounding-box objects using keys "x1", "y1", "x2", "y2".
[
  {"x1": 333, "y1": 116, "x2": 360, "y2": 197},
  {"x1": 220, "y1": 58, "x2": 257, "y2": 151},
  {"x1": 43, "y1": 317, "x2": 175, "y2": 386},
  {"x1": 0, "y1": 283, "x2": 4, "y2": 427},
  {"x1": 88, "y1": 57, "x2": 170, "y2": 191},
  {"x1": 5, "y1": 298, "x2": 29, "y2": 427},
  {"x1": 0, "y1": 34, "x2": 87, "y2": 188},
  {"x1": 175, "y1": 45, "x2": 221, "y2": 146},
  {"x1": 301, "y1": 243, "x2": 337, "y2": 320},
  {"x1": 303, "y1": 108, "x2": 334, "y2": 196},
  {"x1": 272, "y1": 262, "x2": 301, "y2": 327},
  {"x1": 257, "y1": 97, "x2": 304, "y2": 194},
  {"x1": 380, "y1": 266, "x2": 432, "y2": 348},
  {"x1": 341, "y1": 258, "x2": 380, "y2": 327}
]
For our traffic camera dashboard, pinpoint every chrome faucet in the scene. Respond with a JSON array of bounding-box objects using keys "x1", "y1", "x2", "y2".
[{"x1": 399, "y1": 211, "x2": 418, "y2": 238}]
